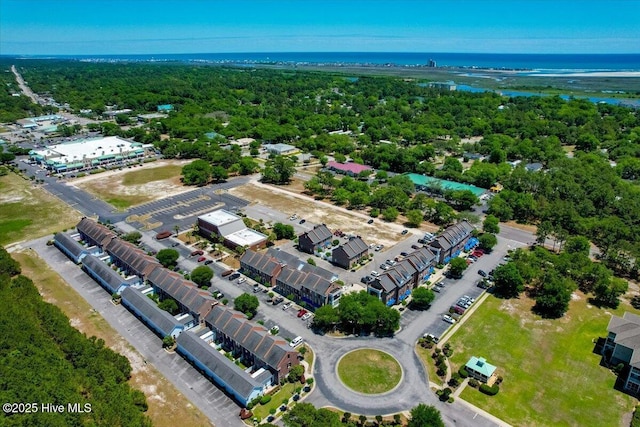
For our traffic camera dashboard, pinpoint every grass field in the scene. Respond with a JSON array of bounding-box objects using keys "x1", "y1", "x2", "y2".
[
  {"x1": 447, "y1": 293, "x2": 636, "y2": 427},
  {"x1": 13, "y1": 249, "x2": 212, "y2": 427},
  {"x1": 77, "y1": 163, "x2": 185, "y2": 210},
  {"x1": 337, "y1": 349, "x2": 402, "y2": 394},
  {"x1": 252, "y1": 383, "x2": 296, "y2": 420},
  {"x1": 416, "y1": 345, "x2": 443, "y2": 387},
  {"x1": 0, "y1": 172, "x2": 81, "y2": 246}
]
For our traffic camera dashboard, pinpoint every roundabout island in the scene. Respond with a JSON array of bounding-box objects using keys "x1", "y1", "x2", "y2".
[{"x1": 337, "y1": 349, "x2": 403, "y2": 395}]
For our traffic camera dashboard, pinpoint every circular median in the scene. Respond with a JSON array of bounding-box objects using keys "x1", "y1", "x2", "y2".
[{"x1": 337, "y1": 349, "x2": 402, "y2": 394}]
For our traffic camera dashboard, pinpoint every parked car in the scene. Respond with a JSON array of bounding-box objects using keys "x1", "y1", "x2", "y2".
[
  {"x1": 477, "y1": 280, "x2": 490, "y2": 289},
  {"x1": 204, "y1": 259, "x2": 213, "y2": 265},
  {"x1": 371, "y1": 270, "x2": 380, "y2": 277},
  {"x1": 229, "y1": 272, "x2": 241, "y2": 281},
  {"x1": 155, "y1": 230, "x2": 172, "y2": 240},
  {"x1": 411, "y1": 244, "x2": 421, "y2": 250},
  {"x1": 289, "y1": 336, "x2": 303, "y2": 348},
  {"x1": 299, "y1": 219, "x2": 306, "y2": 224},
  {"x1": 367, "y1": 219, "x2": 374, "y2": 224},
  {"x1": 386, "y1": 259, "x2": 397, "y2": 266},
  {"x1": 190, "y1": 249, "x2": 204, "y2": 256},
  {"x1": 221, "y1": 269, "x2": 234, "y2": 277},
  {"x1": 432, "y1": 286, "x2": 441, "y2": 293},
  {"x1": 478, "y1": 270, "x2": 487, "y2": 277},
  {"x1": 451, "y1": 305, "x2": 465, "y2": 315},
  {"x1": 282, "y1": 302, "x2": 292, "y2": 310},
  {"x1": 401, "y1": 229, "x2": 409, "y2": 235},
  {"x1": 442, "y1": 314, "x2": 456, "y2": 324},
  {"x1": 273, "y1": 296, "x2": 284, "y2": 305},
  {"x1": 380, "y1": 264, "x2": 389, "y2": 270},
  {"x1": 297, "y1": 309, "x2": 308, "y2": 318},
  {"x1": 361, "y1": 275, "x2": 373, "y2": 284},
  {"x1": 171, "y1": 242, "x2": 180, "y2": 247},
  {"x1": 197, "y1": 256, "x2": 206, "y2": 262},
  {"x1": 417, "y1": 238, "x2": 426, "y2": 244},
  {"x1": 374, "y1": 245, "x2": 382, "y2": 251},
  {"x1": 253, "y1": 285, "x2": 260, "y2": 293},
  {"x1": 237, "y1": 277, "x2": 247, "y2": 284},
  {"x1": 423, "y1": 333, "x2": 439, "y2": 343},
  {"x1": 289, "y1": 214, "x2": 298, "y2": 221},
  {"x1": 301, "y1": 312, "x2": 312, "y2": 321}
]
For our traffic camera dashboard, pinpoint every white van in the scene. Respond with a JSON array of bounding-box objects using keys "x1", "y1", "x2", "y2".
[{"x1": 289, "y1": 336, "x2": 303, "y2": 348}]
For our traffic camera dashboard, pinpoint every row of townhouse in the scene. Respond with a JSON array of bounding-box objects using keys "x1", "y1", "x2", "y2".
[
  {"x1": 240, "y1": 247, "x2": 342, "y2": 308},
  {"x1": 603, "y1": 312, "x2": 640, "y2": 395},
  {"x1": 427, "y1": 220, "x2": 476, "y2": 264},
  {"x1": 56, "y1": 218, "x2": 298, "y2": 406},
  {"x1": 367, "y1": 247, "x2": 437, "y2": 306},
  {"x1": 298, "y1": 224, "x2": 369, "y2": 270}
]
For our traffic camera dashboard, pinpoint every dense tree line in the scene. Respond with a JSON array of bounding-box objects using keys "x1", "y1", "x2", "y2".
[
  {"x1": 312, "y1": 291, "x2": 400, "y2": 336},
  {"x1": 0, "y1": 247, "x2": 151, "y2": 426},
  {"x1": 494, "y1": 239, "x2": 628, "y2": 318}
]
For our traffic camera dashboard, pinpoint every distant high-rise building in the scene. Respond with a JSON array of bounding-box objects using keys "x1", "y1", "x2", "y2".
[{"x1": 427, "y1": 58, "x2": 437, "y2": 68}]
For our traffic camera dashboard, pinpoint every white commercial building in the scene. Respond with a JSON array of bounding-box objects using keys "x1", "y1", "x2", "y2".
[{"x1": 197, "y1": 210, "x2": 267, "y2": 250}]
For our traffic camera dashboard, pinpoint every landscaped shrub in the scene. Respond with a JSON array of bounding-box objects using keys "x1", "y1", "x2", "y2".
[
  {"x1": 468, "y1": 378, "x2": 479, "y2": 388},
  {"x1": 260, "y1": 395, "x2": 272, "y2": 405},
  {"x1": 631, "y1": 405, "x2": 640, "y2": 427},
  {"x1": 480, "y1": 384, "x2": 500, "y2": 396},
  {"x1": 448, "y1": 373, "x2": 461, "y2": 387},
  {"x1": 458, "y1": 367, "x2": 469, "y2": 378}
]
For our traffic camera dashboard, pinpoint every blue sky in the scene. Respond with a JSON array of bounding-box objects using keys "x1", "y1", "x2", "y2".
[{"x1": 1, "y1": 0, "x2": 639, "y2": 55}]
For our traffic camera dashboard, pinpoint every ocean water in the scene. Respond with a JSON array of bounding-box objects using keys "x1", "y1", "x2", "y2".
[{"x1": 37, "y1": 52, "x2": 640, "y2": 72}]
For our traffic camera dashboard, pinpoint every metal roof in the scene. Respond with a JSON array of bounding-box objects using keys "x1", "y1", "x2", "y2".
[
  {"x1": 82, "y1": 254, "x2": 128, "y2": 294},
  {"x1": 121, "y1": 287, "x2": 182, "y2": 337}
]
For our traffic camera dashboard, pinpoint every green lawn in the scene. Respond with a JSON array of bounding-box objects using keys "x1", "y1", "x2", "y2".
[
  {"x1": 0, "y1": 173, "x2": 81, "y2": 245},
  {"x1": 337, "y1": 349, "x2": 402, "y2": 394},
  {"x1": 121, "y1": 164, "x2": 183, "y2": 186},
  {"x1": 252, "y1": 383, "x2": 297, "y2": 420},
  {"x1": 448, "y1": 294, "x2": 636, "y2": 427},
  {"x1": 416, "y1": 345, "x2": 443, "y2": 387}
]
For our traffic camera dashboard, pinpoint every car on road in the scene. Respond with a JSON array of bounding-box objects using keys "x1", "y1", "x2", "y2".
[
  {"x1": 237, "y1": 277, "x2": 246, "y2": 284},
  {"x1": 282, "y1": 302, "x2": 292, "y2": 310},
  {"x1": 204, "y1": 259, "x2": 213, "y2": 265},
  {"x1": 442, "y1": 314, "x2": 456, "y2": 324},
  {"x1": 478, "y1": 270, "x2": 488, "y2": 277},
  {"x1": 299, "y1": 219, "x2": 306, "y2": 224},
  {"x1": 297, "y1": 309, "x2": 308, "y2": 318},
  {"x1": 367, "y1": 219, "x2": 374, "y2": 224},
  {"x1": 301, "y1": 312, "x2": 312, "y2": 321},
  {"x1": 221, "y1": 269, "x2": 234, "y2": 277},
  {"x1": 229, "y1": 272, "x2": 240, "y2": 281},
  {"x1": 155, "y1": 231, "x2": 172, "y2": 240},
  {"x1": 253, "y1": 285, "x2": 260, "y2": 293},
  {"x1": 171, "y1": 242, "x2": 180, "y2": 247},
  {"x1": 190, "y1": 250, "x2": 204, "y2": 257},
  {"x1": 197, "y1": 256, "x2": 206, "y2": 262},
  {"x1": 401, "y1": 229, "x2": 408, "y2": 235},
  {"x1": 289, "y1": 214, "x2": 298, "y2": 221}
]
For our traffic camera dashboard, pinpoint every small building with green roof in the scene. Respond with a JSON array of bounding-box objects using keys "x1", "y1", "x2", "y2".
[{"x1": 465, "y1": 356, "x2": 498, "y2": 386}]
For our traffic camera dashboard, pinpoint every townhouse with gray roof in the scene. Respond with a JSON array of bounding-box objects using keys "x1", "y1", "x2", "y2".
[
  {"x1": 603, "y1": 312, "x2": 640, "y2": 395},
  {"x1": 332, "y1": 237, "x2": 369, "y2": 269},
  {"x1": 428, "y1": 220, "x2": 475, "y2": 263},
  {"x1": 298, "y1": 224, "x2": 333, "y2": 254},
  {"x1": 76, "y1": 217, "x2": 116, "y2": 250},
  {"x1": 204, "y1": 305, "x2": 299, "y2": 385}
]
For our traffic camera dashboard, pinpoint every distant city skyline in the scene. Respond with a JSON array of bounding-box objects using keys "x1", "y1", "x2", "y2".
[{"x1": 1, "y1": 0, "x2": 639, "y2": 55}]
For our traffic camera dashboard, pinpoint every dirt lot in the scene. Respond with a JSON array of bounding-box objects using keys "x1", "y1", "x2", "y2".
[
  {"x1": 13, "y1": 249, "x2": 211, "y2": 427},
  {"x1": 231, "y1": 180, "x2": 409, "y2": 248},
  {"x1": 74, "y1": 160, "x2": 191, "y2": 209}
]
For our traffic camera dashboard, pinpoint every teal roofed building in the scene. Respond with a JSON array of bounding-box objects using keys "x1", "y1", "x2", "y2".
[
  {"x1": 157, "y1": 104, "x2": 174, "y2": 112},
  {"x1": 405, "y1": 173, "x2": 486, "y2": 196},
  {"x1": 465, "y1": 356, "x2": 498, "y2": 386}
]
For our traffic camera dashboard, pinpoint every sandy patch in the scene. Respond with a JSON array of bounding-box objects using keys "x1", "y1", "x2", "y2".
[{"x1": 230, "y1": 180, "x2": 407, "y2": 248}]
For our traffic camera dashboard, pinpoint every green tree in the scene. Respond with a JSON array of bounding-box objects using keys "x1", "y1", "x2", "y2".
[
  {"x1": 536, "y1": 221, "x2": 553, "y2": 246},
  {"x1": 445, "y1": 190, "x2": 479, "y2": 211},
  {"x1": 593, "y1": 277, "x2": 628, "y2": 308},
  {"x1": 382, "y1": 207, "x2": 399, "y2": 222},
  {"x1": 121, "y1": 231, "x2": 142, "y2": 244},
  {"x1": 406, "y1": 209, "x2": 423, "y2": 227},
  {"x1": 273, "y1": 222, "x2": 296, "y2": 240},
  {"x1": 442, "y1": 157, "x2": 463, "y2": 173},
  {"x1": 387, "y1": 174, "x2": 415, "y2": 195},
  {"x1": 262, "y1": 155, "x2": 296, "y2": 184},
  {"x1": 210, "y1": 165, "x2": 228, "y2": 182},
  {"x1": 156, "y1": 248, "x2": 180, "y2": 268},
  {"x1": 181, "y1": 159, "x2": 212, "y2": 185},
  {"x1": 482, "y1": 215, "x2": 500, "y2": 234},
  {"x1": 237, "y1": 156, "x2": 259, "y2": 175},
  {"x1": 313, "y1": 305, "x2": 340, "y2": 330},
  {"x1": 287, "y1": 365, "x2": 305, "y2": 383},
  {"x1": 493, "y1": 263, "x2": 524, "y2": 298},
  {"x1": 162, "y1": 335, "x2": 175, "y2": 348},
  {"x1": 563, "y1": 235, "x2": 590, "y2": 256},
  {"x1": 158, "y1": 298, "x2": 179, "y2": 315},
  {"x1": 478, "y1": 233, "x2": 498, "y2": 252},
  {"x1": 234, "y1": 293, "x2": 260, "y2": 318},
  {"x1": 410, "y1": 287, "x2": 435, "y2": 309},
  {"x1": 283, "y1": 403, "x2": 341, "y2": 427},
  {"x1": 448, "y1": 257, "x2": 468, "y2": 278},
  {"x1": 534, "y1": 275, "x2": 573, "y2": 318},
  {"x1": 408, "y1": 404, "x2": 444, "y2": 427},
  {"x1": 191, "y1": 265, "x2": 214, "y2": 287}
]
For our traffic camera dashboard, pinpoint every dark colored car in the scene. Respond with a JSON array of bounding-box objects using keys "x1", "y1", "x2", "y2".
[
  {"x1": 155, "y1": 230, "x2": 172, "y2": 240},
  {"x1": 221, "y1": 269, "x2": 234, "y2": 277},
  {"x1": 411, "y1": 244, "x2": 421, "y2": 250},
  {"x1": 299, "y1": 219, "x2": 306, "y2": 224},
  {"x1": 171, "y1": 242, "x2": 180, "y2": 247},
  {"x1": 367, "y1": 219, "x2": 374, "y2": 224},
  {"x1": 229, "y1": 272, "x2": 241, "y2": 281},
  {"x1": 400, "y1": 251, "x2": 409, "y2": 257},
  {"x1": 478, "y1": 270, "x2": 487, "y2": 277},
  {"x1": 401, "y1": 229, "x2": 408, "y2": 235},
  {"x1": 190, "y1": 250, "x2": 204, "y2": 256},
  {"x1": 204, "y1": 259, "x2": 213, "y2": 265},
  {"x1": 273, "y1": 296, "x2": 284, "y2": 305}
]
